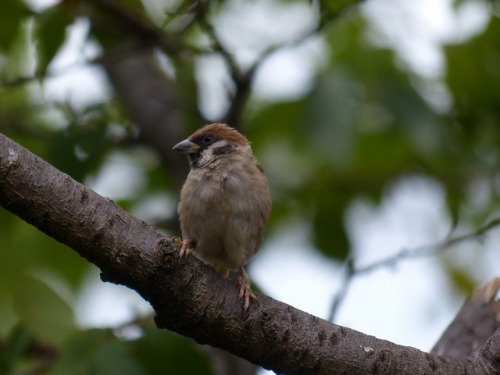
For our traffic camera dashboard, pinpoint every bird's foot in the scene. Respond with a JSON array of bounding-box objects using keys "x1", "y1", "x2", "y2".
[
  {"x1": 179, "y1": 239, "x2": 195, "y2": 259},
  {"x1": 173, "y1": 236, "x2": 183, "y2": 246},
  {"x1": 215, "y1": 266, "x2": 230, "y2": 278},
  {"x1": 238, "y1": 266, "x2": 257, "y2": 311}
]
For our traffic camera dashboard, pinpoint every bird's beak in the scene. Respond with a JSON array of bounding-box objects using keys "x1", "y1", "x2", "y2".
[{"x1": 173, "y1": 139, "x2": 200, "y2": 154}]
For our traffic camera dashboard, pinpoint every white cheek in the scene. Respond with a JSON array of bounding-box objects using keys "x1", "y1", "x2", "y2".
[
  {"x1": 213, "y1": 140, "x2": 228, "y2": 148},
  {"x1": 197, "y1": 140, "x2": 229, "y2": 165},
  {"x1": 198, "y1": 149, "x2": 213, "y2": 166}
]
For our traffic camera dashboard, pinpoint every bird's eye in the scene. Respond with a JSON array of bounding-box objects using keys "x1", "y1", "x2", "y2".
[{"x1": 202, "y1": 135, "x2": 214, "y2": 144}]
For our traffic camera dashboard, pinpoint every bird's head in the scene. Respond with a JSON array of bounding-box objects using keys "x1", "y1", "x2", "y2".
[{"x1": 173, "y1": 123, "x2": 251, "y2": 168}]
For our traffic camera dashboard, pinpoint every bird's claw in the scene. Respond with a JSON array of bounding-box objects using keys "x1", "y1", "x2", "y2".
[
  {"x1": 238, "y1": 267, "x2": 258, "y2": 311},
  {"x1": 179, "y1": 239, "x2": 194, "y2": 259},
  {"x1": 173, "y1": 236, "x2": 183, "y2": 246},
  {"x1": 238, "y1": 281, "x2": 257, "y2": 312}
]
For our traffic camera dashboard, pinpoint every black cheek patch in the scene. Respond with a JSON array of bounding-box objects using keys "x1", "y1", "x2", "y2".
[
  {"x1": 213, "y1": 143, "x2": 235, "y2": 156},
  {"x1": 188, "y1": 153, "x2": 201, "y2": 167}
]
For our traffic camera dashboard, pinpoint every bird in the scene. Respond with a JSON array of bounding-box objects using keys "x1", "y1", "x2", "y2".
[{"x1": 173, "y1": 123, "x2": 271, "y2": 311}]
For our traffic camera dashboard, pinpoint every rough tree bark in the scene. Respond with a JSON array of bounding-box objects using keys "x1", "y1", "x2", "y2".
[
  {"x1": 432, "y1": 278, "x2": 500, "y2": 358},
  {"x1": 0, "y1": 132, "x2": 499, "y2": 374}
]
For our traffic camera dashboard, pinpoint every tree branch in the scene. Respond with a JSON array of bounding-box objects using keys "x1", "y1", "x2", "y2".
[
  {"x1": 1, "y1": 132, "x2": 499, "y2": 374},
  {"x1": 328, "y1": 223, "x2": 500, "y2": 321},
  {"x1": 432, "y1": 278, "x2": 500, "y2": 357}
]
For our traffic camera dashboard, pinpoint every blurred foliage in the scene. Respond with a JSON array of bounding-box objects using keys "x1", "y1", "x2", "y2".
[
  {"x1": 0, "y1": 0, "x2": 499, "y2": 373},
  {"x1": 1, "y1": 321, "x2": 213, "y2": 375},
  {"x1": 35, "y1": 4, "x2": 73, "y2": 75}
]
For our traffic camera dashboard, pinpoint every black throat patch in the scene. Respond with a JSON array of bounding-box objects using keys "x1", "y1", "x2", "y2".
[{"x1": 188, "y1": 152, "x2": 201, "y2": 167}]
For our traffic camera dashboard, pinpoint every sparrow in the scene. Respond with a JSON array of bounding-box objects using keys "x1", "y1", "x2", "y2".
[{"x1": 173, "y1": 123, "x2": 271, "y2": 311}]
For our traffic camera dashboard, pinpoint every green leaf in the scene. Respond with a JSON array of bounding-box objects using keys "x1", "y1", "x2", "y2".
[
  {"x1": 53, "y1": 330, "x2": 105, "y2": 375},
  {"x1": 319, "y1": 0, "x2": 358, "y2": 24},
  {"x1": 311, "y1": 194, "x2": 350, "y2": 260},
  {"x1": 54, "y1": 330, "x2": 146, "y2": 375},
  {"x1": 35, "y1": 4, "x2": 72, "y2": 74},
  {"x1": 133, "y1": 328, "x2": 214, "y2": 375},
  {"x1": 0, "y1": 0, "x2": 25, "y2": 51},
  {"x1": 444, "y1": 264, "x2": 476, "y2": 296},
  {"x1": 0, "y1": 325, "x2": 32, "y2": 372},
  {"x1": 172, "y1": 55, "x2": 204, "y2": 129},
  {"x1": 445, "y1": 15, "x2": 500, "y2": 129},
  {"x1": 0, "y1": 215, "x2": 89, "y2": 302},
  {"x1": 93, "y1": 341, "x2": 146, "y2": 375},
  {"x1": 48, "y1": 113, "x2": 110, "y2": 182},
  {"x1": 13, "y1": 276, "x2": 76, "y2": 345},
  {"x1": 305, "y1": 72, "x2": 359, "y2": 168},
  {"x1": 249, "y1": 99, "x2": 307, "y2": 152}
]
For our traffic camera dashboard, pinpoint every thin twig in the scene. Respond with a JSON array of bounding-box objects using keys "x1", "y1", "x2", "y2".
[
  {"x1": 328, "y1": 217, "x2": 500, "y2": 322},
  {"x1": 328, "y1": 257, "x2": 355, "y2": 321},
  {"x1": 196, "y1": 12, "x2": 253, "y2": 126},
  {"x1": 195, "y1": 0, "x2": 366, "y2": 125},
  {"x1": 247, "y1": 0, "x2": 364, "y2": 76},
  {"x1": 357, "y1": 217, "x2": 500, "y2": 275}
]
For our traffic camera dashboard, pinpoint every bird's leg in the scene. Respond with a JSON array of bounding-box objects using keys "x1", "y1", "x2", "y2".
[
  {"x1": 215, "y1": 266, "x2": 230, "y2": 278},
  {"x1": 238, "y1": 266, "x2": 257, "y2": 311},
  {"x1": 179, "y1": 239, "x2": 195, "y2": 259}
]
